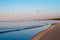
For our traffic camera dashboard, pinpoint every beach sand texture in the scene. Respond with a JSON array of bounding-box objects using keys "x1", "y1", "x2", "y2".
[{"x1": 31, "y1": 23, "x2": 60, "y2": 40}]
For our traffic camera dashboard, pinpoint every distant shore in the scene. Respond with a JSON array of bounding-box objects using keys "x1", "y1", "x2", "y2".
[
  {"x1": 45, "y1": 18, "x2": 60, "y2": 20},
  {"x1": 31, "y1": 23, "x2": 60, "y2": 40}
]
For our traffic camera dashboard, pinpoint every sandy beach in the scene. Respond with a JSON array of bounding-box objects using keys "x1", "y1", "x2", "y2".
[{"x1": 31, "y1": 23, "x2": 60, "y2": 40}]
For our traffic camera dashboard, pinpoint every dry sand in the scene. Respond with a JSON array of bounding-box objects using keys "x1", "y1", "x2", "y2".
[{"x1": 31, "y1": 23, "x2": 60, "y2": 40}]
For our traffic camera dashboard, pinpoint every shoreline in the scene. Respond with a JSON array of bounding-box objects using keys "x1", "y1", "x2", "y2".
[{"x1": 31, "y1": 23, "x2": 60, "y2": 40}]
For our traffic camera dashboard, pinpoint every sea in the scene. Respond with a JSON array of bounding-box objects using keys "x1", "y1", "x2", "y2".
[{"x1": 0, "y1": 20, "x2": 60, "y2": 40}]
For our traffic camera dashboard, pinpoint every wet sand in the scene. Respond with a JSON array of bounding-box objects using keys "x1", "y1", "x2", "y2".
[{"x1": 31, "y1": 23, "x2": 60, "y2": 40}]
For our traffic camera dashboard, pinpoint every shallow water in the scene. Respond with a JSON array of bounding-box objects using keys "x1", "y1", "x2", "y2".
[{"x1": 0, "y1": 20, "x2": 60, "y2": 40}]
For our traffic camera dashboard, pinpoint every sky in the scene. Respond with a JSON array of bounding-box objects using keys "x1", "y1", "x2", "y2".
[{"x1": 0, "y1": 0, "x2": 60, "y2": 20}]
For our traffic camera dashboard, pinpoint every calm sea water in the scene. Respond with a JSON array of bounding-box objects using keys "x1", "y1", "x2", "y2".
[{"x1": 0, "y1": 20, "x2": 60, "y2": 40}]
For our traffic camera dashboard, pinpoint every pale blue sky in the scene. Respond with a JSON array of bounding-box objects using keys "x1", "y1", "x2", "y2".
[{"x1": 0, "y1": 0, "x2": 60, "y2": 19}]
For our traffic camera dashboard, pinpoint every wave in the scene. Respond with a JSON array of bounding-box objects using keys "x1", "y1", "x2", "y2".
[{"x1": 0, "y1": 25, "x2": 44, "y2": 34}]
